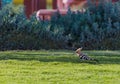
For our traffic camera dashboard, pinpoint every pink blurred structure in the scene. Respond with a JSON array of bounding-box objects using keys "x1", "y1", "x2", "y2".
[
  {"x1": 36, "y1": 0, "x2": 87, "y2": 20},
  {"x1": 0, "y1": 0, "x2": 119, "y2": 19},
  {"x1": 36, "y1": 0, "x2": 119, "y2": 20},
  {"x1": 36, "y1": 9, "x2": 67, "y2": 20}
]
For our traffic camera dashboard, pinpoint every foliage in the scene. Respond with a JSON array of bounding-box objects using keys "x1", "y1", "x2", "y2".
[
  {"x1": 0, "y1": 4, "x2": 68, "y2": 50},
  {"x1": 49, "y1": 0, "x2": 120, "y2": 50},
  {"x1": 0, "y1": 0, "x2": 120, "y2": 50}
]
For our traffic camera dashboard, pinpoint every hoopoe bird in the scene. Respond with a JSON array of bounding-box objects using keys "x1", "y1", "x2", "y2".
[{"x1": 75, "y1": 48, "x2": 98, "y2": 62}]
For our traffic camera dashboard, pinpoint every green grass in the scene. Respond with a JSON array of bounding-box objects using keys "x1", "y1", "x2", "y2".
[{"x1": 0, "y1": 50, "x2": 120, "y2": 84}]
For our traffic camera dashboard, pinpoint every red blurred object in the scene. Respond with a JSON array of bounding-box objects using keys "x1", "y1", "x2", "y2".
[
  {"x1": 0, "y1": 0, "x2": 119, "y2": 18},
  {"x1": 0, "y1": 0, "x2": 1, "y2": 9},
  {"x1": 36, "y1": 0, "x2": 87, "y2": 20},
  {"x1": 24, "y1": 0, "x2": 46, "y2": 18},
  {"x1": 23, "y1": 0, "x2": 119, "y2": 19}
]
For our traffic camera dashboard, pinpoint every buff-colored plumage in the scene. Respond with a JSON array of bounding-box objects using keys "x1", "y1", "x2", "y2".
[{"x1": 75, "y1": 48, "x2": 82, "y2": 56}]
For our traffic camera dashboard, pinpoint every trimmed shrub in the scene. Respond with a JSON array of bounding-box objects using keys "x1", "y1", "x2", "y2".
[
  {"x1": 0, "y1": 4, "x2": 67, "y2": 50},
  {"x1": 0, "y1": 0, "x2": 120, "y2": 50},
  {"x1": 49, "y1": 0, "x2": 120, "y2": 50}
]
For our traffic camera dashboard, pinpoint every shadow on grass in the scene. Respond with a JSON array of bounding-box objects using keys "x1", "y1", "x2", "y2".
[
  {"x1": 0, "y1": 52, "x2": 120, "y2": 64},
  {"x1": 84, "y1": 50, "x2": 120, "y2": 57}
]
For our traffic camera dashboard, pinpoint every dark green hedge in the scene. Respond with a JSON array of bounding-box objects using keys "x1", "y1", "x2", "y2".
[{"x1": 0, "y1": 0, "x2": 120, "y2": 50}]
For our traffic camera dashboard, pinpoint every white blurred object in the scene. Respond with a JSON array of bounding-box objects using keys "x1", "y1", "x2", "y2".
[
  {"x1": 62, "y1": 0, "x2": 73, "y2": 4},
  {"x1": 62, "y1": 0, "x2": 73, "y2": 9}
]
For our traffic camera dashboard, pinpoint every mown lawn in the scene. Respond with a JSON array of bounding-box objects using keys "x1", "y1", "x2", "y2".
[{"x1": 0, "y1": 50, "x2": 120, "y2": 84}]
